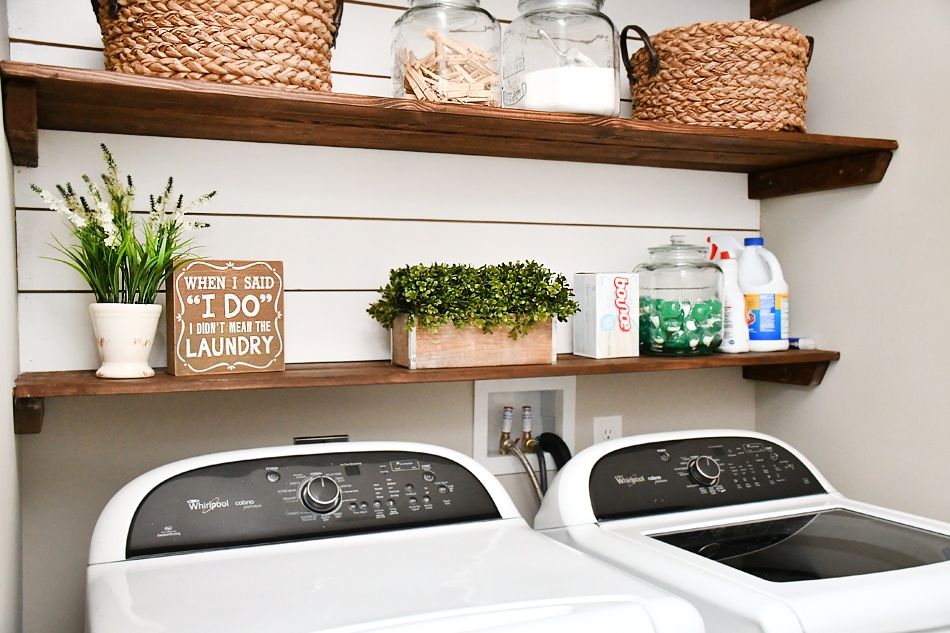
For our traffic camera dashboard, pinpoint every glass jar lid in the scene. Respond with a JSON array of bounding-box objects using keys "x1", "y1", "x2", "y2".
[
  {"x1": 410, "y1": 0, "x2": 481, "y2": 7},
  {"x1": 517, "y1": 0, "x2": 605, "y2": 12},
  {"x1": 646, "y1": 235, "x2": 711, "y2": 263}
]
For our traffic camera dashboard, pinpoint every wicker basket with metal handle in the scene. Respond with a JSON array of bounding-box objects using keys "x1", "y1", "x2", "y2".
[
  {"x1": 620, "y1": 20, "x2": 813, "y2": 132},
  {"x1": 94, "y1": 0, "x2": 344, "y2": 92}
]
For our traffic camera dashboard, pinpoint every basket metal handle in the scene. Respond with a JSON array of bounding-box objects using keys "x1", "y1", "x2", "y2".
[
  {"x1": 92, "y1": 0, "x2": 118, "y2": 22},
  {"x1": 331, "y1": 0, "x2": 345, "y2": 48},
  {"x1": 620, "y1": 25, "x2": 660, "y2": 87}
]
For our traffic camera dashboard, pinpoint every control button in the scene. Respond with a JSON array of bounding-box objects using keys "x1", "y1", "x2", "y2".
[
  {"x1": 409, "y1": 497, "x2": 418, "y2": 505},
  {"x1": 405, "y1": 484, "x2": 415, "y2": 493},
  {"x1": 300, "y1": 476, "x2": 342, "y2": 514},
  {"x1": 387, "y1": 499, "x2": 396, "y2": 507},
  {"x1": 349, "y1": 502, "x2": 358, "y2": 511},
  {"x1": 770, "y1": 452, "x2": 779, "y2": 461},
  {"x1": 373, "y1": 500, "x2": 382, "y2": 509},
  {"x1": 687, "y1": 456, "x2": 722, "y2": 487},
  {"x1": 266, "y1": 471, "x2": 281, "y2": 483},
  {"x1": 423, "y1": 471, "x2": 436, "y2": 482},
  {"x1": 438, "y1": 485, "x2": 448, "y2": 494},
  {"x1": 360, "y1": 502, "x2": 368, "y2": 510},
  {"x1": 658, "y1": 450, "x2": 671, "y2": 462},
  {"x1": 423, "y1": 496, "x2": 431, "y2": 504}
]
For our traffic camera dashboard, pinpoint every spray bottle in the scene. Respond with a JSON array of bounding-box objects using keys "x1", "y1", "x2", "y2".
[
  {"x1": 717, "y1": 251, "x2": 750, "y2": 353},
  {"x1": 706, "y1": 234, "x2": 745, "y2": 261}
]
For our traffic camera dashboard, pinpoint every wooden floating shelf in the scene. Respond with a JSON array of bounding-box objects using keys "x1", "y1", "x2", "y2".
[
  {"x1": 751, "y1": 0, "x2": 823, "y2": 20},
  {"x1": 13, "y1": 350, "x2": 839, "y2": 434},
  {"x1": 0, "y1": 62, "x2": 896, "y2": 199}
]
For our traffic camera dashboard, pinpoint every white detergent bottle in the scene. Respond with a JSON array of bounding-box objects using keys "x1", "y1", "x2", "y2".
[
  {"x1": 738, "y1": 237, "x2": 789, "y2": 352},
  {"x1": 717, "y1": 251, "x2": 750, "y2": 353}
]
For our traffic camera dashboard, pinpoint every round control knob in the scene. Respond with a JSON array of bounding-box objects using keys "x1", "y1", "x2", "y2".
[
  {"x1": 687, "y1": 456, "x2": 721, "y2": 487},
  {"x1": 300, "y1": 476, "x2": 342, "y2": 514}
]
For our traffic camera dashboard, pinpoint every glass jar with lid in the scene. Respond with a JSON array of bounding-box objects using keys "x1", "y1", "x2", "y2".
[
  {"x1": 635, "y1": 236, "x2": 724, "y2": 355},
  {"x1": 391, "y1": 0, "x2": 501, "y2": 106},
  {"x1": 501, "y1": 0, "x2": 620, "y2": 116}
]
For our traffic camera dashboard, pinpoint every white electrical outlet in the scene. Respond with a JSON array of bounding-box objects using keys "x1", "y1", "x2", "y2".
[{"x1": 593, "y1": 416, "x2": 622, "y2": 443}]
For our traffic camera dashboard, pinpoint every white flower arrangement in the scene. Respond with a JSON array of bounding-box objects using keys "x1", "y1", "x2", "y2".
[{"x1": 31, "y1": 144, "x2": 215, "y2": 304}]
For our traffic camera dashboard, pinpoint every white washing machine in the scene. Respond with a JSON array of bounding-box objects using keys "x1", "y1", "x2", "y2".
[
  {"x1": 534, "y1": 430, "x2": 950, "y2": 633},
  {"x1": 87, "y1": 441, "x2": 705, "y2": 633}
]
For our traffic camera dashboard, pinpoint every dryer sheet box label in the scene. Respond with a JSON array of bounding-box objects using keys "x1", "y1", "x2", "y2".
[{"x1": 573, "y1": 273, "x2": 639, "y2": 359}]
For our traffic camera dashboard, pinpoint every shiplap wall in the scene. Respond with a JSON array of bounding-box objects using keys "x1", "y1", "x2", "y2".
[
  {"x1": 9, "y1": 1, "x2": 758, "y2": 632},
  {"x1": 12, "y1": 0, "x2": 756, "y2": 372}
]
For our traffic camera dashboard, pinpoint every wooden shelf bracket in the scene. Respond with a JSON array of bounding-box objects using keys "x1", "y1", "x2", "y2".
[
  {"x1": 742, "y1": 360, "x2": 831, "y2": 387},
  {"x1": 2, "y1": 78, "x2": 38, "y2": 167},
  {"x1": 14, "y1": 397, "x2": 44, "y2": 435},
  {"x1": 749, "y1": 151, "x2": 893, "y2": 199}
]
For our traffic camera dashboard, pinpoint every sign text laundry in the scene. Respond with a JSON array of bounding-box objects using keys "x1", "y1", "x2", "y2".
[{"x1": 167, "y1": 260, "x2": 285, "y2": 376}]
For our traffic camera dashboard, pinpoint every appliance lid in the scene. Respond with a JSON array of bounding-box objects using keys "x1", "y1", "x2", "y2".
[
  {"x1": 652, "y1": 508, "x2": 950, "y2": 582},
  {"x1": 87, "y1": 519, "x2": 702, "y2": 633}
]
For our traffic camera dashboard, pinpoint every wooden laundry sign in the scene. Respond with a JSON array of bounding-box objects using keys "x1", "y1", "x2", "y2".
[{"x1": 166, "y1": 260, "x2": 284, "y2": 376}]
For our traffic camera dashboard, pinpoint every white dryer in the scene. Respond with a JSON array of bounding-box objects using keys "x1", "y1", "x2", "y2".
[
  {"x1": 535, "y1": 430, "x2": 950, "y2": 633},
  {"x1": 87, "y1": 441, "x2": 704, "y2": 633}
]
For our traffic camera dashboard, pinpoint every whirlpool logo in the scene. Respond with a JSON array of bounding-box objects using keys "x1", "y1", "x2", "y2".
[
  {"x1": 187, "y1": 497, "x2": 229, "y2": 514},
  {"x1": 614, "y1": 475, "x2": 645, "y2": 486}
]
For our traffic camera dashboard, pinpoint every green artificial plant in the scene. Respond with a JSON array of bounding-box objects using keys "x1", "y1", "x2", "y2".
[
  {"x1": 367, "y1": 261, "x2": 579, "y2": 339},
  {"x1": 31, "y1": 144, "x2": 215, "y2": 304}
]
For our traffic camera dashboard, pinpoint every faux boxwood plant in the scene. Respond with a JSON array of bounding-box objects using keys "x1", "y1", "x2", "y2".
[{"x1": 367, "y1": 261, "x2": 579, "y2": 339}]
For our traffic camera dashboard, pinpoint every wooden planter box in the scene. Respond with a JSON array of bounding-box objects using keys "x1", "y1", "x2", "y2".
[{"x1": 391, "y1": 315, "x2": 556, "y2": 370}]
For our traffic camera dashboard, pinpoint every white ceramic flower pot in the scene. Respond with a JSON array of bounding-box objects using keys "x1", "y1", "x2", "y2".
[{"x1": 89, "y1": 303, "x2": 162, "y2": 379}]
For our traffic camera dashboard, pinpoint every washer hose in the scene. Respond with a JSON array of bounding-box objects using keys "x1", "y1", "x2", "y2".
[
  {"x1": 537, "y1": 432, "x2": 572, "y2": 471},
  {"x1": 502, "y1": 438, "x2": 543, "y2": 504},
  {"x1": 537, "y1": 445, "x2": 548, "y2": 495}
]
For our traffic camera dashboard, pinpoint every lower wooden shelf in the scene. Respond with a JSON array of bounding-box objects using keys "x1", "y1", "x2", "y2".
[{"x1": 12, "y1": 350, "x2": 839, "y2": 434}]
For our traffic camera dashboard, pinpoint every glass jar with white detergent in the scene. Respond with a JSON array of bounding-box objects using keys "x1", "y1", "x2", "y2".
[{"x1": 502, "y1": 0, "x2": 620, "y2": 116}]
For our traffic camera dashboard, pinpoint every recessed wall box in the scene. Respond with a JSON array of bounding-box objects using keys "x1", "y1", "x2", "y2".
[{"x1": 473, "y1": 376, "x2": 576, "y2": 476}]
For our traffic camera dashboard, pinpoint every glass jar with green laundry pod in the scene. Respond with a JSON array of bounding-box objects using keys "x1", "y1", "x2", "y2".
[{"x1": 634, "y1": 236, "x2": 724, "y2": 355}]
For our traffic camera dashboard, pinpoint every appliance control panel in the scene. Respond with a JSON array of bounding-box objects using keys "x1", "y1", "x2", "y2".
[
  {"x1": 589, "y1": 436, "x2": 827, "y2": 521},
  {"x1": 127, "y1": 451, "x2": 499, "y2": 558}
]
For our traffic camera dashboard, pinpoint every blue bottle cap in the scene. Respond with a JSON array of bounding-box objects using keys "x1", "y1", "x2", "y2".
[{"x1": 744, "y1": 237, "x2": 764, "y2": 246}]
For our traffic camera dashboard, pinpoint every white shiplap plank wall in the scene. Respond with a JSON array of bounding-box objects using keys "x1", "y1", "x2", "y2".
[{"x1": 11, "y1": 0, "x2": 754, "y2": 372}]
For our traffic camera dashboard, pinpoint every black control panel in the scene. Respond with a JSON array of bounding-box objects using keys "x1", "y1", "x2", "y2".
[
  {"x1": 127, "y1": 451, "x2": 500, "y2": 558},
  {"x1": 589, "y1": 436, "x2": 827, "y2": 521}
]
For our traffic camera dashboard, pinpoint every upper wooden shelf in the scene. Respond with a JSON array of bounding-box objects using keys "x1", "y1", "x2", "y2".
[
  {"x1": 13, "y1": 350, "x2": 839, "y2": 434},
  {"x1": 751, "y1": 0, "x2": 822, "y2": 20},
  {"x1": 1, "y1": 62, "x2": 896, "y2": 199}
]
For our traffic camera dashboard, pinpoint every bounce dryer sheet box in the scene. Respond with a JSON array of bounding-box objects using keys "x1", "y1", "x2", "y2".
[{"x1": 573, "y1": 273, "x2": 639, "y2": 359}]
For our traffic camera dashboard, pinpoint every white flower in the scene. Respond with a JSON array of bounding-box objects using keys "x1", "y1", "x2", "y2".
[
  {"x1": 173, "y1": 192, "x2": 214, "y2": 223},
  {"x1": 37, "y1": 188, "x2": 86, "y2": 229},
  {"x1": 32, "y1": 144, "x2": 215, "y2": 304}
]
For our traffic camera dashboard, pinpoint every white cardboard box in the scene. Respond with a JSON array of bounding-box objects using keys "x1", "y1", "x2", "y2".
[{"x1": 573, "y1": 273, "x2": 639, "y2": 359}]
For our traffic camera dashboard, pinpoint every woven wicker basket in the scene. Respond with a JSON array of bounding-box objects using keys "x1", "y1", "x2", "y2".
[
  {"x1": 95, "y1": 0, "x2": 342, "y2": 92},
  {"x1": 621, "y1": 20, "x2": 812, "y2": 132}
]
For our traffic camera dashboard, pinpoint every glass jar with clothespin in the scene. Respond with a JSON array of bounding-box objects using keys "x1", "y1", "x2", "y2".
[
  {"x1": 391, "y1": 0, "x2": 502, "y2": 106},
  {"x1": 502, "y1": 0, "x2": 620, "y2": 116}
]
